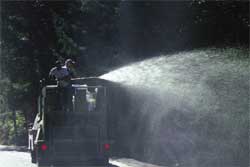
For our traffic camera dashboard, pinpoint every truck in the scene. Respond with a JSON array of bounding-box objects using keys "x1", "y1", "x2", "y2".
[{"x1": 28, "y1": 77, "x2": 111, "y2": 167}]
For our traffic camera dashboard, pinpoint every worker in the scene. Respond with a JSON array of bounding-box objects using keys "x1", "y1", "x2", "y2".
[
  {"x1": 49, "y1": 60, "x2": 72, "y2": 111},
  {"x1": 64, "y1": 59, "x2": 77, "y2": 78},
  {"x1": 49, "y1": 60, "x2": 71, "y2": 87}
]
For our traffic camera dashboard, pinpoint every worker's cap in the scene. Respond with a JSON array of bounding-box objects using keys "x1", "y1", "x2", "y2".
[
  {"x1": 55, "y1": 60, "x2": 61, "y2": 65},
  {"x1": 65, "y1": 59, "x2": 75, "y2": 65}
]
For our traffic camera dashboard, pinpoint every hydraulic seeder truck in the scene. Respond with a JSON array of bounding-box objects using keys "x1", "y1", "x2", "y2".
[{"x1": 28, "y1": 78, "x2": 111, "y2": 167}]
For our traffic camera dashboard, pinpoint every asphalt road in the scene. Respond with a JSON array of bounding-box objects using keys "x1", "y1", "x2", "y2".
[{"x1": 0, "y1": 145, "x2": 164, "y2": 167}]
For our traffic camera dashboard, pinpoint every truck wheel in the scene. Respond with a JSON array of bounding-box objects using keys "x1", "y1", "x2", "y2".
[
  {"x1": 96, "y1": 157, "x2": 109, "y2": 165},
  {"x1": 31, "y1": 150, "x2": 37, "y2": 163},
  {"x1": 37, "y1": 163, "x2": 50, "y2": 167}
]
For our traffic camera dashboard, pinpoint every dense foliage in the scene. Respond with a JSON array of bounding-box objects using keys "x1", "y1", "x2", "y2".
[{"x1": 0, "y1": 0, "x2": 248, "y2": 147}]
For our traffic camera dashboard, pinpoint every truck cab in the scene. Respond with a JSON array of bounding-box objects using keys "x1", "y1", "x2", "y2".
[{"x1": 29, "y1": 78, "x2": 110, "y2": 167}]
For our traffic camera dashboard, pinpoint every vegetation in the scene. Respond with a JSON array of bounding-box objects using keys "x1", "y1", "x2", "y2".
[{"x1": 0, "y1": 0, "x2": 248, "y2": 153}]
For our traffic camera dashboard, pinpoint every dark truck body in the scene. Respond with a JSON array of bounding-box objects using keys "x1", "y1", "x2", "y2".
[{"x1": 29, "y1": 78, "x2": 111, "y2": 167}]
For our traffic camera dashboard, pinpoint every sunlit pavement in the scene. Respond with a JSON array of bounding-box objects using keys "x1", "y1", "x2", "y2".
[
  {"x1": 0, "y1": 145, "x2": 164, "y2": 167},
  {"x1": 0, "y1": 150, "x2": 36, "y2": 167},
  {"x1": 110, "y1": 158, "x2": 165, "y2": 167}
]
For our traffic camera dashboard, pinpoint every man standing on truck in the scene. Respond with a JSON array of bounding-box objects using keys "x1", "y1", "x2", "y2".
[
  {"x1": 64, "y1": 59, "x2": 77, "y2": 78},
  {"x1": 49, "y1": 60, "x2": 71, "y2": 87},
  {"x1": 49, "y1": 60, "x2": 72, "y2": 111}
]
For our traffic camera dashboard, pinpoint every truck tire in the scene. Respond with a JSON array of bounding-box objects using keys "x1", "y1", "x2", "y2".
[
  {"x1": 31, "y1": 150, "x2": 37, "y2": 163},
  {"x1": 95, "y1": 157, "x2": 109, "y2": 165},
  {"x1": 37, "y1": 162, "x2": 50, "y2": 167}
]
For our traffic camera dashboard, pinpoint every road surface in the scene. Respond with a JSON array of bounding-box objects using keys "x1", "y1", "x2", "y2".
[{"x1": 0, "y1": 145, "x2": 165, "y2": 167}]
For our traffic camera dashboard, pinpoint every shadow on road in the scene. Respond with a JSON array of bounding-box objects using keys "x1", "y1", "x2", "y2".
[
  {"x1": 51, "y1": 165, "x2": 118, "y2": 167},
  {"x1": 0, "y1": 145, "x2": 28, "y2": 152}
]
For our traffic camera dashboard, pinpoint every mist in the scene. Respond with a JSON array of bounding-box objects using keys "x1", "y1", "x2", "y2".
[{"x1": 101, "y1": 47, "x2": 249, "y2": 167}]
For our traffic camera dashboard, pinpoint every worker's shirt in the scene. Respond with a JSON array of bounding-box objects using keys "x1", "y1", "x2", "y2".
[
  {"x1": 49, "y1": 67, "x2": 70, "y2": 87},
  {"x1": 63, "y1": 65, "x2": 77, "y2": 78}
]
